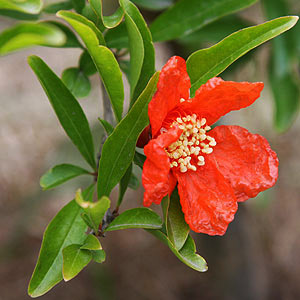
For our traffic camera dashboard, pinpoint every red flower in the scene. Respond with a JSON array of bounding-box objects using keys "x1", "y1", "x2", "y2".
[{"x1": 142, "y1": 56, "x2": 278, "y2": 236}]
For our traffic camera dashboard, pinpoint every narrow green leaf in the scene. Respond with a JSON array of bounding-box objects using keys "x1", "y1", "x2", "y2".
[
  {"x1": 97, "y1": 72, "x2": 159, "y2": 198},
  {"x1": 187, "y1": 16, "x2": 299, "y2": 96},
  {"x1": 81, "y1": 212, "x2": 94, "y2": 228},
  {"x1": 28, "y1": 56, "x2": 96, "y2": 170},
  {"x1": 44, "y1": 1, "x2": 73, "y2": 14},
  {"x1": 147, "y1": 229, "x2": 207, "y2": 272},
  {"x1": 132, "y1": 0, "x2": 175, "y2": 11},
  {"x1": 0, "y1": 0, "x2": 42, "y2": 14},
  {"x1": 133, "y1": 151, "x2": 146, "y2": 169},
  {"x1": 164, "y1": 189, "x2": 189, "y2": 251},
  {"x1": 58, "y1": 10, "x2": 124, "y2": 122},
  {"x1": 150, "y1": 0, "x2": 257, "y2": 42},
  {"x1": 80, "y1": 234, "x2": 102, "y2": 250},
  {"x1": 120, "y1": 0, "x2": 155, "y2": 104},
  {"x1": 62, "y1": 67, "x2": 91, "y2": 98},
  {"x1": 105, "y1": 208, "x2": 162, "y2": 231},
  {"x1": 98, "y1": 118, "x2": 114, "y2": 135},
  {"x1": 89, "y1": 0, "x2": 124, "y2": 28},
  {"x1": 28, "y1": 186, "x2": 94, "y2": 297},
  {"x1": 105, "y1": 22, "x2": 128, "y2": 49},
  {"x1": 0, "y1": 23, "x2": 66, "y2": 55},
  {"x1": 44, "y1": 20, "x2": 83, "y2": 48},
  {"x1": 0, "y1": 9, "x2": 39, "y2": 20},
  {"x1": 117, "y1": 163, "x2": 132, "y2": 207},
  {"x1": 128, "y1": 172, "x2": 139, "y2": 190},
  {"x1": 92, "y1": 249, "x2": 106, "y2": 263},
  {"x1": 76, "y1": 190, "x2": 111, "y2": 232},
  {"x1": 79, "y1": 50, "x2": 97, "y2": 76},
  {"x1": 40, "y1": 163, "x2": 90, "y2": 190},
  {"x1": 62, "y1": 244, "x2": 92, "y2": 281}
]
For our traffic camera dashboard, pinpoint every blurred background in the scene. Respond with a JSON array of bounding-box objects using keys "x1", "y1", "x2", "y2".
[{"x1": 0, "y1": 0, "x2": 300, "y2": 299}]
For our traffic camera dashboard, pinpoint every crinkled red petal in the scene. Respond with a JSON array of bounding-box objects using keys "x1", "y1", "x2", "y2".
[
  {"x1": 142, "y1": 125, "x2": 182, "y2": 207},
  {"x1": 180, "y1": 77, "x2": 264, "y2": 125},
  {"x1": 174, "y1": 157, "x2": 238, "y2": 236},
  {"x1": 148, "y1": 56, "x2": 190, "y2": 137},
  {"x1": 210, "y1": 125, "x2": 279, "y2": 202}
]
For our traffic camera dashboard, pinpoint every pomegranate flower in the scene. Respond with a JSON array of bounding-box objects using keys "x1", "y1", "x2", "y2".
[{"x1": 142, "y1": 56, "x2": 278, "y2": 236}]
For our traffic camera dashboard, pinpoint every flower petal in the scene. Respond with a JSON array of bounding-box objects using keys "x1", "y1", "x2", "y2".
[
  {"x1": 174, "y1": 157, "x2": 238, "y2": 236},
  {"x1": 180, "y1": 77, "x2": 264, "y2": 125},
  {"x1": 149, "y1": 56, "x2": 190, "y2": 137},
  {"x1": 142, "y1": 125, "x2": 182, "y2": 207},
  {"x1": 210, "y1": 125, "x2": 279, "y2": 202}
]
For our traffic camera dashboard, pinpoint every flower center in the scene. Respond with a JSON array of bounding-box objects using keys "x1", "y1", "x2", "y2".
[{"x1": 165, "y1": 114, "x2": 217, "y2": 173}]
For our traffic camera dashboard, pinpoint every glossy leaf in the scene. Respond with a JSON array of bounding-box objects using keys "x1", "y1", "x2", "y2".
[
  {"x1": 40, "y1": 163, "x2": 90, "y2": 190},
  {"x1": 28, "y1": 186, "x2": 94, "y2": 297},
  {"x1": 80, "y1": 234, "x2": 102, "y2": 250},
  {"x1": 62, "y1": 244, "x2": 92, "y2": 281},
  {"x1": 263, "y1": 0, "x2": 300, "y2": 131},
  {"x1": 162, "y1": 189, "x2": 189, "y2": 251},
  {"x1": 43, "y1": 21, "x2": 83, "y2": 48},
  {"x1": 97, "y1": 72, "x2": 159, "y2": 198},
  {"x1": 105, "y1": 208, "x2": 162, "y2": 231},
  {"x1": 0, "y1": 23, "x2": 66, "y2": 55},
  {"x1": 62, "y1": 67, "x2": 91, "y2": 98},
  {"x1": 92, "y1": 250, "x2": 106, "y2": 263},
  {"x1": 0, "y1": 0, "x2": 42, "y2": 14},
  {"x1": 132, "y1": 0, "x2": 175, "y2": 11},
  {"x1": 44, "y1": 1, "x2": 73, "y2": 14},
  {"x1": 147, "y1": 229, "x2": 207, "y2": 272},
  {"x1": 89, "y1": 0, "x2": 124, "y2": 28},
  {"x1": 82, "y1": 3, "x2": 99, "y2": 26},
  {"x1": 117, "y1": 163, "x2": 132, "y2": 207},
  {"x1": 28, "y1": 56, "x2": 96, "y2": 169},
  {"x1": 186, "y1": 16, "x2": 299, "y2": 96},
  {"x1": 79, "y1": 50, "x2": 97, "y2": 76},
  {"x1": 98, "y1": 118, "x2": 114, "y2": 135},
  {"x1": 150, "y1": 0, "x2": 257, "y2": 42},
  {"x1": 120, "y1": 0, "x2": 155, "y2": 104},
  {"x1": 58, "y1": 10, "x2": 124, "y2": 122},
  {"x1": 76, "y1": 189, "x2": 111, "y2": 232}
]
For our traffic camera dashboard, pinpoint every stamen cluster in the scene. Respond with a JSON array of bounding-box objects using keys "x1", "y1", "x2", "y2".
[{"x1": 165, "y1": 114, "x2": 216, "y2": 173}]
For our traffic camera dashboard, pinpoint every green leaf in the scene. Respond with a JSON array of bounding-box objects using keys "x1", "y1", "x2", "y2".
[
  {"x1": 71, "y1": 0, "x2": 85, "y2": 13},
  {"x1": 97, "y1": 72, "x2": 159, "y2": 198},
  {"x1": 0, "y1": 0, "x2": 42, "y2": 14},
  {"x1": 76, "y1": 189, "x2": 111, "y2": 232},
  {"x1": 133, "y1": 151, "x2": 146, "y2": 169},
  {"x1": 44, "y1": 1, "x2": 73, "y2": 14},
  {"x1": 89, "y1": 0, "x2": 124, "y2": 28},
  {"x1": 0, "y1": 9, "x2": 39, "y2": 20},
  {"x1": 162, "y1": 189, "x2": 189, "y2": 251},
  {"x1": 40, "y1": 163, "x2": 91, "y2": 190},
  {"x1": 120, "y1": 0, "x2": 155, "y2": 105},
  {"x1": 80, "y1": 234, "x2": 102, "y2": 250},
  {"x1": 105, "y1": 208, "x2": 162, "y2": 231},
  {"x1": 79, "y1": 50, "x2": 97, "y2": 76},
  {"x1": 128, "y1": 172, "x2": 139, "y2": 190},
  {"x1": 62, "y1": 67, "x2": 91, "y2": 98},
  {"x1": 28, "y1": 186, "x2": 94, "y2": 297},
  {"x1": 147, "y1": 229, "x2": 207, "y2": 272},
  {"x1": 105, "y1": 22, "x2": 128, "y2": 49},
  {"x1": 117, "y1": 163, "x2": 132, "y2": 207},
  {"x1": 150, "y1": 0, "x2": 257, "y2": 42},
  {"x1": 98, "y1": 118, "x2": 114, "y2": 135},
  {"x1": 263, "y1": 0, "x2": 300, "y2": 132},
  {"x1": 0, "y1": 23, "x2": 66, "y2": 55},
  {"x1": 62, "y1": 244, "x2": 92, "y2": 281},
  {"x1": 132, "y1": 0, "x2": 175, "y2": 11},
  {"x1": 58, "y1": 10, "x2": 124, "y2": 122},
  {"x1": 28, "y1": 56, "x2": 96, "y2": 170},
  {"x1": 43, "y1": 21, "x2": 83, "y2": 48},
  {"x1": 92, "y1": 249, "x2": 106, "y2": 263},
  {"x1": 187, "y1": 16, "x2": 299, "y2": 96}
]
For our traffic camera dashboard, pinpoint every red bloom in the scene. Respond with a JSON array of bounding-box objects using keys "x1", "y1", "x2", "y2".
[{"x1": 142, "y1": 56, "x2": 279, "y2": 236}]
